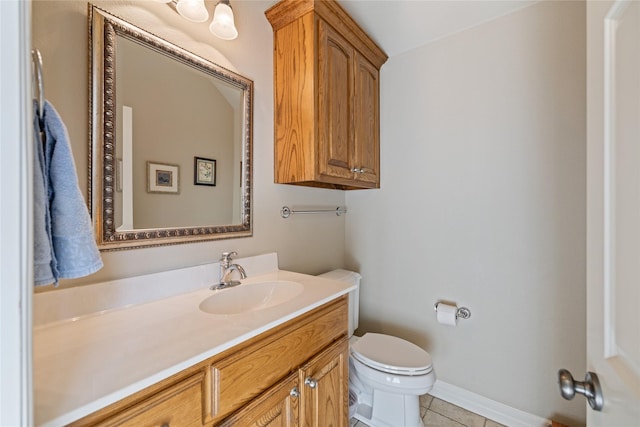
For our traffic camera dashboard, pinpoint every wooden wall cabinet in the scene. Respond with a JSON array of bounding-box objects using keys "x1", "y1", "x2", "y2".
[
  {"x1": 266, "y1": 0, "x2": 387, "y2": 190},
  {"x1": 71, "y1": 297, "x2": 348, "y2": 427}
]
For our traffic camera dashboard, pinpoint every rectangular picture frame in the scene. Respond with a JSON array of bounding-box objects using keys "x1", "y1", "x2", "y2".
[
  {"x1": 194, "y1": 156, "x2": 216, "y2": 186},
  {"x1": 147, "y1": 161, "x2": 179, "y2": 194}
]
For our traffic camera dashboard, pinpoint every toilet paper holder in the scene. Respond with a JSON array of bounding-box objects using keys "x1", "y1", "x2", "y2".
[{"x1": 434, "y1": 302, "x2": 471, "y2": 320}]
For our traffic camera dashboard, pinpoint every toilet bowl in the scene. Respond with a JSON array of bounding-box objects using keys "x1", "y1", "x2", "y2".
[
  {"x1": 318, "y1": 270, "x2": 436, "y2": 427},
  {"x1": 349, "y1": 333, "x2": 436, "y2": 427}
]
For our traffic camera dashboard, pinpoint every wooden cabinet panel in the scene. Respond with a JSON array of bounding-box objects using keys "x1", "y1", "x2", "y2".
[
  {"x1": 273, "y1": 13, "x2": 316, "y2": 185},
  {"x1": 211, "y1": 299, "x2": 346, "y2": 421},
  {"x1": 317, "y1": 19, "x2": 353, "y2": 182},
  {"x1": 218, "y1": 373, "x2": 299, "y2": 427},
  {"x1": 91, "y1": 372, "x2": 204, "y2": 427},
  {"x1": 299, "y1": 338, "x2": 349, "y2": 427},
  {"x1": 352, "y1": 54, "x2": 380, "y2": 186},
  {"x1": 222, "y1": 339, "x2": 349, "y2": 427}
]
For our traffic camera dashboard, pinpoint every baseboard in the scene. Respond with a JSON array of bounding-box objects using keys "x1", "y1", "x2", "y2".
[{"x1": 429, "y1": 381, "x2": 551, "y2": 427}]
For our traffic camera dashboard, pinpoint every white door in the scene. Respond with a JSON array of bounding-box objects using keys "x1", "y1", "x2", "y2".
[{"x1": 582, "y1": 0, "x2": 640, "y2": 424}]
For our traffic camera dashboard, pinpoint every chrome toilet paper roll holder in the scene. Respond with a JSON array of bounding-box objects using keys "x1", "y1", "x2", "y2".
[{"x1": 434, "y1": 302, "x2": 471, "y2": 320}]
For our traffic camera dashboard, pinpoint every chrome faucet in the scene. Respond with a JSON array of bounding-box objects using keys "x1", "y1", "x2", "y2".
[{"x1": 210, "y1": 251, "x2": 247, "y2": 290}]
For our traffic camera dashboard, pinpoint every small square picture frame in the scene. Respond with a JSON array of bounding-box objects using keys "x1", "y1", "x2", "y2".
[
  {"x1": 194, "y1": 156, "x2": 216, "y2": 186},
  {"x1": 147, "y1": 161, "x2": 179, "y2": 194}
]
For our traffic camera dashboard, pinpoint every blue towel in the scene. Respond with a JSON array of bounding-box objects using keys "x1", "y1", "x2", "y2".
[
  {"x1": 33, "y1": 103, "x2": 54, "y2": 286},
  {"x1": 33, "y1": 101, "x2": 103, "y2": 286}
]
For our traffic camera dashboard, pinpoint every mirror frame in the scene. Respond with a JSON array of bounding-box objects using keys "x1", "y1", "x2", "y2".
[{"x1": 89, "y1": 5, "x2": 253, "y2": 250}]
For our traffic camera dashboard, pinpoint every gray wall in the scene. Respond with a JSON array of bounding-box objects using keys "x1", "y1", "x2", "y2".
[{"x1": 346, "y1": 1, "x2": 586, "y2": 425}]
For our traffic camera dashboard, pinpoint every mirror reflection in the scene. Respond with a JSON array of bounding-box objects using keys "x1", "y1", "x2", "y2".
[{"x1": 90, "y1": 6, "x2": 253, "y2": 249}]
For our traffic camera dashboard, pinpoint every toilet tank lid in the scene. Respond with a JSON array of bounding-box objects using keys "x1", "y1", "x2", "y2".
[{"x1": 318, "y1": 269, "x2": 361, "y2": 287}]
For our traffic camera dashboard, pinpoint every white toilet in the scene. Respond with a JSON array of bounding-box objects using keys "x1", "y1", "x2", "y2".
[{"x1": 319, "y1": 270, "x2": 436, "y2": 427}]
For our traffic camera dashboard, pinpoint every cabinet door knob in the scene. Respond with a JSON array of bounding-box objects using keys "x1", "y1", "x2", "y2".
[
  {"x1": 290, "y1": 387, "x2": 300, "y2": 397},
  {"x1": 304, "y1": 376, "x2": 318, "y2": 388},
  {"x1": 350, "y1": 168, "x2": 364, "y2": 174}
]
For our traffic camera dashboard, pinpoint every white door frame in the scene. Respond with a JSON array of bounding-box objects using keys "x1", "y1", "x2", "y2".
[{"x1": 0, "y1": 0, "x2": 33, "y2": 426}]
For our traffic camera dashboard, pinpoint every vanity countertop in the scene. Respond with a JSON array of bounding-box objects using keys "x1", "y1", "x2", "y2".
[{"x1": 33, "y1": 270, "x2": 354, "y2": 427}]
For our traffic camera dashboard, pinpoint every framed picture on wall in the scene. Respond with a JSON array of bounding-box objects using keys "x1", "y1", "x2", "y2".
[
  {"x1": 147, "y1": 161, "x2": 179, "y2": 194},
  {"x1": 194, "y1": 156, "x2": 216, "y2": 186}
]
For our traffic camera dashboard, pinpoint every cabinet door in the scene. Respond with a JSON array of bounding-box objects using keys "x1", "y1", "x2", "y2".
[
  {"x1": 317, "y1": 19, "x2": 354, "y2": 182},
  {"x1": 352, "y1": 53, "x2": 380, "y2": 187},
  {"x1": 299, "y1": 339, "x2": 349, "y2": 427},
  {"x1": 219, "y1": 373, "x2": 299, "y2": 427}
]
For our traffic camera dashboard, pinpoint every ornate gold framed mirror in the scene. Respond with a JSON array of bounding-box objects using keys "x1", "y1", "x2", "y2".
[{"x1": 89, "y1": 5, "x2": 253, "y2": 250}]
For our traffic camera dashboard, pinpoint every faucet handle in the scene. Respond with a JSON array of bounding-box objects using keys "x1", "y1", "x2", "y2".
[
  {"x1": 220, "y1": 251, "x2": 237, "y2": 268},
  {"x1": 220, "y1": 251, "x2": 237, "y2": 261}
]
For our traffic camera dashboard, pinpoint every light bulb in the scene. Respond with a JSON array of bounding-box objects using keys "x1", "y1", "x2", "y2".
[
  {"x1": 176, "y1": 0, "x2": 209, "y2": 23},
  {"x1": 209, "y1": 1, "x2": 238, "y2": 40}
]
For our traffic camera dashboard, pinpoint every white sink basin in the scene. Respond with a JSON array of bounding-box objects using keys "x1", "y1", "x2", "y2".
[{"x1": 199, "y1": 280, "x2": 304, "y2": 315}]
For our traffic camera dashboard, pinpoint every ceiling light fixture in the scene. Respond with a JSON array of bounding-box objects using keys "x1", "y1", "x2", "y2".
[
  {"x1": 156, "y1": 0, "x2": 238, "y2": 40},
  {"x1": 209, "y1": 0, "x2": 238, "y2": 40},
  {"x1": 177, "y1": 0, "x2": 209, "y2": 23}
]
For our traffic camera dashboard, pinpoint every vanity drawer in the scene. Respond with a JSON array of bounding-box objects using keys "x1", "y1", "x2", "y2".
[
  {"x1": 210, "y1": 296, "x2": 347, "y2": 422},
  {"x1": 93, "y1": 372, "x2": 204, "y2": 427}
]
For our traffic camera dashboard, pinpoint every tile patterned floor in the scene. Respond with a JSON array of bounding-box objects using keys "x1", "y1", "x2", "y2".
[{"x1": 350, "y1": 394, "x2": 506, "y2": 427}]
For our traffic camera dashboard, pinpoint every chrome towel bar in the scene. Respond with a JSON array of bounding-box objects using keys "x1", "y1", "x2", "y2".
[{"x1": 281, "y1": 206, "x2": 347, "y2": 219}]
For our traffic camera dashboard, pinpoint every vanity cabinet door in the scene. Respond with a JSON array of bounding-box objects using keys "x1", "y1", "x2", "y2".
[
  {"x1": 299, "y1": 338, "x2": 349, "y2": 427},
  {"x1": 218, "y1": 373, "x2": 300, "y2": 427}
]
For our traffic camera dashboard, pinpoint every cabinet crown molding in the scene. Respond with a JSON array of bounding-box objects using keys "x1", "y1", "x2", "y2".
[{"x1": 265, "y1": 0, "x2": 388, "y2": 68}]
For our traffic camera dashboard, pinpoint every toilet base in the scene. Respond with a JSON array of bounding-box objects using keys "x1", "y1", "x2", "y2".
[{"x1": 350, "y1": 381, "x2": 424, "y2": 427}]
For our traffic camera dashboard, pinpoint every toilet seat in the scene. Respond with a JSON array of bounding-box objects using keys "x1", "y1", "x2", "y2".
[{"x1": 351, "y1": 333, "x2": 433, "y2": 376}]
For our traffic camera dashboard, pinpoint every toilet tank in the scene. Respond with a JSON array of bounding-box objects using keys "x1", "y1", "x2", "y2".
[{"x1": 318, "y1": 269, "x2": 361, "y2": 337}]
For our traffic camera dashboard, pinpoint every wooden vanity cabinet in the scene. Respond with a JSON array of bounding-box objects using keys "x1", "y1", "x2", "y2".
[
  {"x1": 69, "y1": 296, "x2": 348, "y2": 427},
  {"x1": 266, "y1": 0, "x2": 387, "y2": 190},
  {"x1": 218, "y1": 337, "x2": 349, "y2": 427}
]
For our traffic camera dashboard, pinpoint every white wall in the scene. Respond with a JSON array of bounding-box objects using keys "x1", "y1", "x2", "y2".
[
  {"x1": 346, "y1": 1, "x2": 586, "y2": 425},
  {"x1": 31, "y1": 0, "x2": 346, "y2": 287}
]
